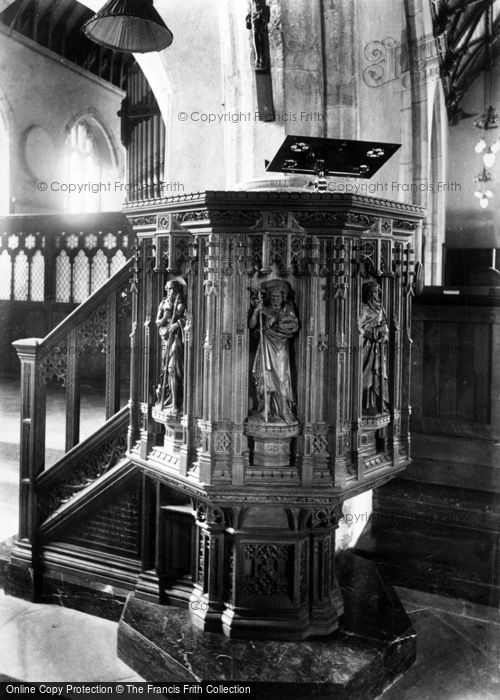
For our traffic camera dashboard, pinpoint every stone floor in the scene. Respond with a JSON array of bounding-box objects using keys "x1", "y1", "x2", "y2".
[
  {"x1": 382, "y1": 588, "x2": 500, "y2": 700},
  {"x1": 0, "y1": 582, "x2": 498, "y2": 697},
  {"x1": 1, "y1": 375, "x2": 499, "y2": 696},
  {"x1": 0, "y1": 589, "x2": 144, "y2": 683}
]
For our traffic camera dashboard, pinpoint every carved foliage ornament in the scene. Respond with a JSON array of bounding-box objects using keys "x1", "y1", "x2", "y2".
[
  {"x1": 311, "y1": 507, "x2": 340, "y2": 528},
  {"x1": 311, "y1": 433, "x2": 329, "y2": 455},
  {"x1": 40, "y1": 350, "x2": 67, "y2": 386},
  {"x1": 243, "y1": 544, "x2": 290, "y2": 595},
  {"x1": 214, "y1": 430, "x2": 232, "y2": 452},
  {"x1": 131, "y1": 215, "x2": 156, "y2": 227},
  {"x1": 78, "y1": 304, "x2": 108, "y2": 353},
  {"x1": 176, "y1": 210, "x2": 261, "y2": 226},
  {"x1": 196, "y1": 502, "x2": 225, "y2": 526},
  {"x1": 38, "y1": 425, "x2": 128, "y2": 521}
]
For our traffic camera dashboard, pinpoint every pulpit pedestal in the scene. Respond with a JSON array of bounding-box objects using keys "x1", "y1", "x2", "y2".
[{"x1": 118, "y1": 552, "x2": 416, "y2": 698}]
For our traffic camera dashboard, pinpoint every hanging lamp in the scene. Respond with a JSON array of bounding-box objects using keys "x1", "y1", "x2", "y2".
[{"x1": 83, "y1": 0, "x2": 173, "y2": 53}]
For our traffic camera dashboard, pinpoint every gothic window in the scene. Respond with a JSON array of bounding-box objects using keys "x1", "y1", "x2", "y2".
[
  {"x1": 73, "y1": 250, "x2": 90, "y2": 302},
  {"x1": 91, "y1": 249, "x2": 108, "y2": 293},
  {"x1": 110, "y1": 249, "x2": 126, "y2": 275},
  {"x1": 64, "y1": 119, "x2": 116, "y2": 213},
  {"x1": 55, "y1": 250, "x2": 71, "y2": 303},
  {"x1": 13, "y1": 250, "x2": 28, "y2": 300},
  {"x1": 0, "y1": 250, "x2": 11, "y2": 299},
  {"x1": 31, "y1": 250, "x2": 45, "y2": 301}
]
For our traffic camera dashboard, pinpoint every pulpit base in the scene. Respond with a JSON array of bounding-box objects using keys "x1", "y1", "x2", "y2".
[{"x1": 118, "y1": 552, "x2": 416, "y2": 699}]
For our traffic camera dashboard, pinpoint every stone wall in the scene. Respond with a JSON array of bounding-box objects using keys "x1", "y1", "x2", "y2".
[{"x1": 0, "y1": 24, "x2": 125, "y2": 214}]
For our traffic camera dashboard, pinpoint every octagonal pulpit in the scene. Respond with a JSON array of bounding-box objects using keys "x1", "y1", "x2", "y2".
[{"x1": 123, "y1": 190, "x2": 423, "y2": 641}]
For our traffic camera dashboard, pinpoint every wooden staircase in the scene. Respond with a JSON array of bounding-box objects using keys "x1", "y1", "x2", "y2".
[{"x1": 7, "y1": 257, "x2": 145, "y2": 613}]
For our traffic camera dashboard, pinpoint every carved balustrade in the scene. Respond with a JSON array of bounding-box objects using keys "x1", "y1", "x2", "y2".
[
  {"x1": 0, "y1": 213, "x2": 134, "y2": 376},
  {"x1": 13, "y1": 259, "x2": 133, "y2": 555}
]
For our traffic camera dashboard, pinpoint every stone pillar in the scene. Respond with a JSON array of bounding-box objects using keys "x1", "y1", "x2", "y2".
[
  {"x1": 218, "y1": 0, "x2": 360, "y2": 187},
  {"x1": 320, "y1": 0, "x2": 359, "y2": 139}
]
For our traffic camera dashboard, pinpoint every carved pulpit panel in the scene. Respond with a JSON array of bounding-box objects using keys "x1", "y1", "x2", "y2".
[{"x1": 124, "y1": 191, "x2": 424, "y2": 639}]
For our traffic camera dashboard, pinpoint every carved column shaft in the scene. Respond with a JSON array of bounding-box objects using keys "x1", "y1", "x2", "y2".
[
  {"x1": 105, "y1": 289, "x2": 121, "y2": 420},
  {"x1": 178, "y1": 254, "x2": 196, "y2": 477},
  {"x1": 191, "y1": 505, "x2": 226, "y2": 632},
  {"x1": 127, "y1": 251, "x2": 141, "y2": 451},
  {"x1": 400, "y1": 241, "x2": 416, "y2": 461},
  {"x1": 230, "y1": 234, "x2": 251, "y2": 486},
  {"x1": 332, "y1": 236, "x2": 354, "y2": 486},
  {"x1": 388, "y1": 243, "x2": 402, "y2": 463},
  {"x1": 65, "y1": 327, "x2": 81, "y2": 451},
  {"x1": 140, "y1": 293, "x2": 152, "y2": 456},
  {"x1": 310, "y1": 507, "x2": 344, "y2": 628}
]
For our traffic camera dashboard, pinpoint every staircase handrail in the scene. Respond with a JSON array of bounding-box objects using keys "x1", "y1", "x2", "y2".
[
  {"x1": 40, "y1": 258, "x2": 133, "y2": 353},
  {"x1": 36, "y1": 405, "x2": 129, "y2": 524},
  {"x1": 13, "y1": 258, "x2": 135, "y2": 548}
]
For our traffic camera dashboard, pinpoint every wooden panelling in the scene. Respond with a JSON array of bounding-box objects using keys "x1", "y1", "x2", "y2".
[
  {"x1": 360, "y1": 291, "x2": 500, "y2": 606},
  {"x1": 413, "y1": 301, "x2": 498, "y2": 436}
]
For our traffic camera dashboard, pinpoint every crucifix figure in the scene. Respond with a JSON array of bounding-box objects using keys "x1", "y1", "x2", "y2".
[{"x1": 246, "y1": 0, "x2": 271, "y2": 71}]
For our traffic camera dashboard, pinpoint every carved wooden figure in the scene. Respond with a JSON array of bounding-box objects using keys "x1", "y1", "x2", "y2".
[
  {"x1": 156, "y1": 279, "x2": 187, "y2": 413},
  {"x1": 248, "y1": 279, "x2": 299, "y2": 424},
  {"x1": 360, "y1": 279, "x2": 389, "y2": 415}
]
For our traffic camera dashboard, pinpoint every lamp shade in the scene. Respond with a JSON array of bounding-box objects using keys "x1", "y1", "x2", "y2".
[
  {"x1": 83, "y1": 0, "x2": 173, "y2": 53},
  {"x1": 483, "y1": 149, "x2": 496, "y2": 168}
]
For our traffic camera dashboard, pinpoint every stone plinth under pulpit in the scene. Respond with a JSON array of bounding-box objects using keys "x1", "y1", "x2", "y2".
[{"x1": 115, "y1": 190, "x2": 423, "y2": 694}]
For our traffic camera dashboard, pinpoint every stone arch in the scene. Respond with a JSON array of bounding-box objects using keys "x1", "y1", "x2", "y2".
[
  {"x1": 0, "y1": 85, "x2": 14, "y2": 214},
  {"x1": 63, "y1": 115, "x2": 118, "y2": 212},
  {"x1": 65, "y1": 108, "x2": 122, "y2": 175}
]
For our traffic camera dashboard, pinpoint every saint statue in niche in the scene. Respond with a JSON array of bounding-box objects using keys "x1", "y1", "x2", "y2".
[
  {"x1": 156, "y1": 279, "x2": 187, "y2": 413},
  {"x1": 246, "y1": 0, "x2": 271, "y2": 71},
  {"x1": 360, "y1": 280, "x2": 389, "y2": 414},
  {"x1": 249, "y1": 280, "x2": 300, "y2": 424}
]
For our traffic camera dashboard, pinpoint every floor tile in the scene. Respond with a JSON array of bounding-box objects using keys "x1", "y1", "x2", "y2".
[
  {"x1": 0, "y1": 591, "x2": 34, "y2": 627},
  {"x1": 0, "y1": 597, "x2": 143, "y2": 682},
  {"x1": 381, "y1": 608, "x2": 500, "y2": 699},
  {"x1": 432, "y1": 610, "x2": 500, "y2": 664},
  {"x1": 395, "y1": 585, "x2": 500, "y2": 625}
]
